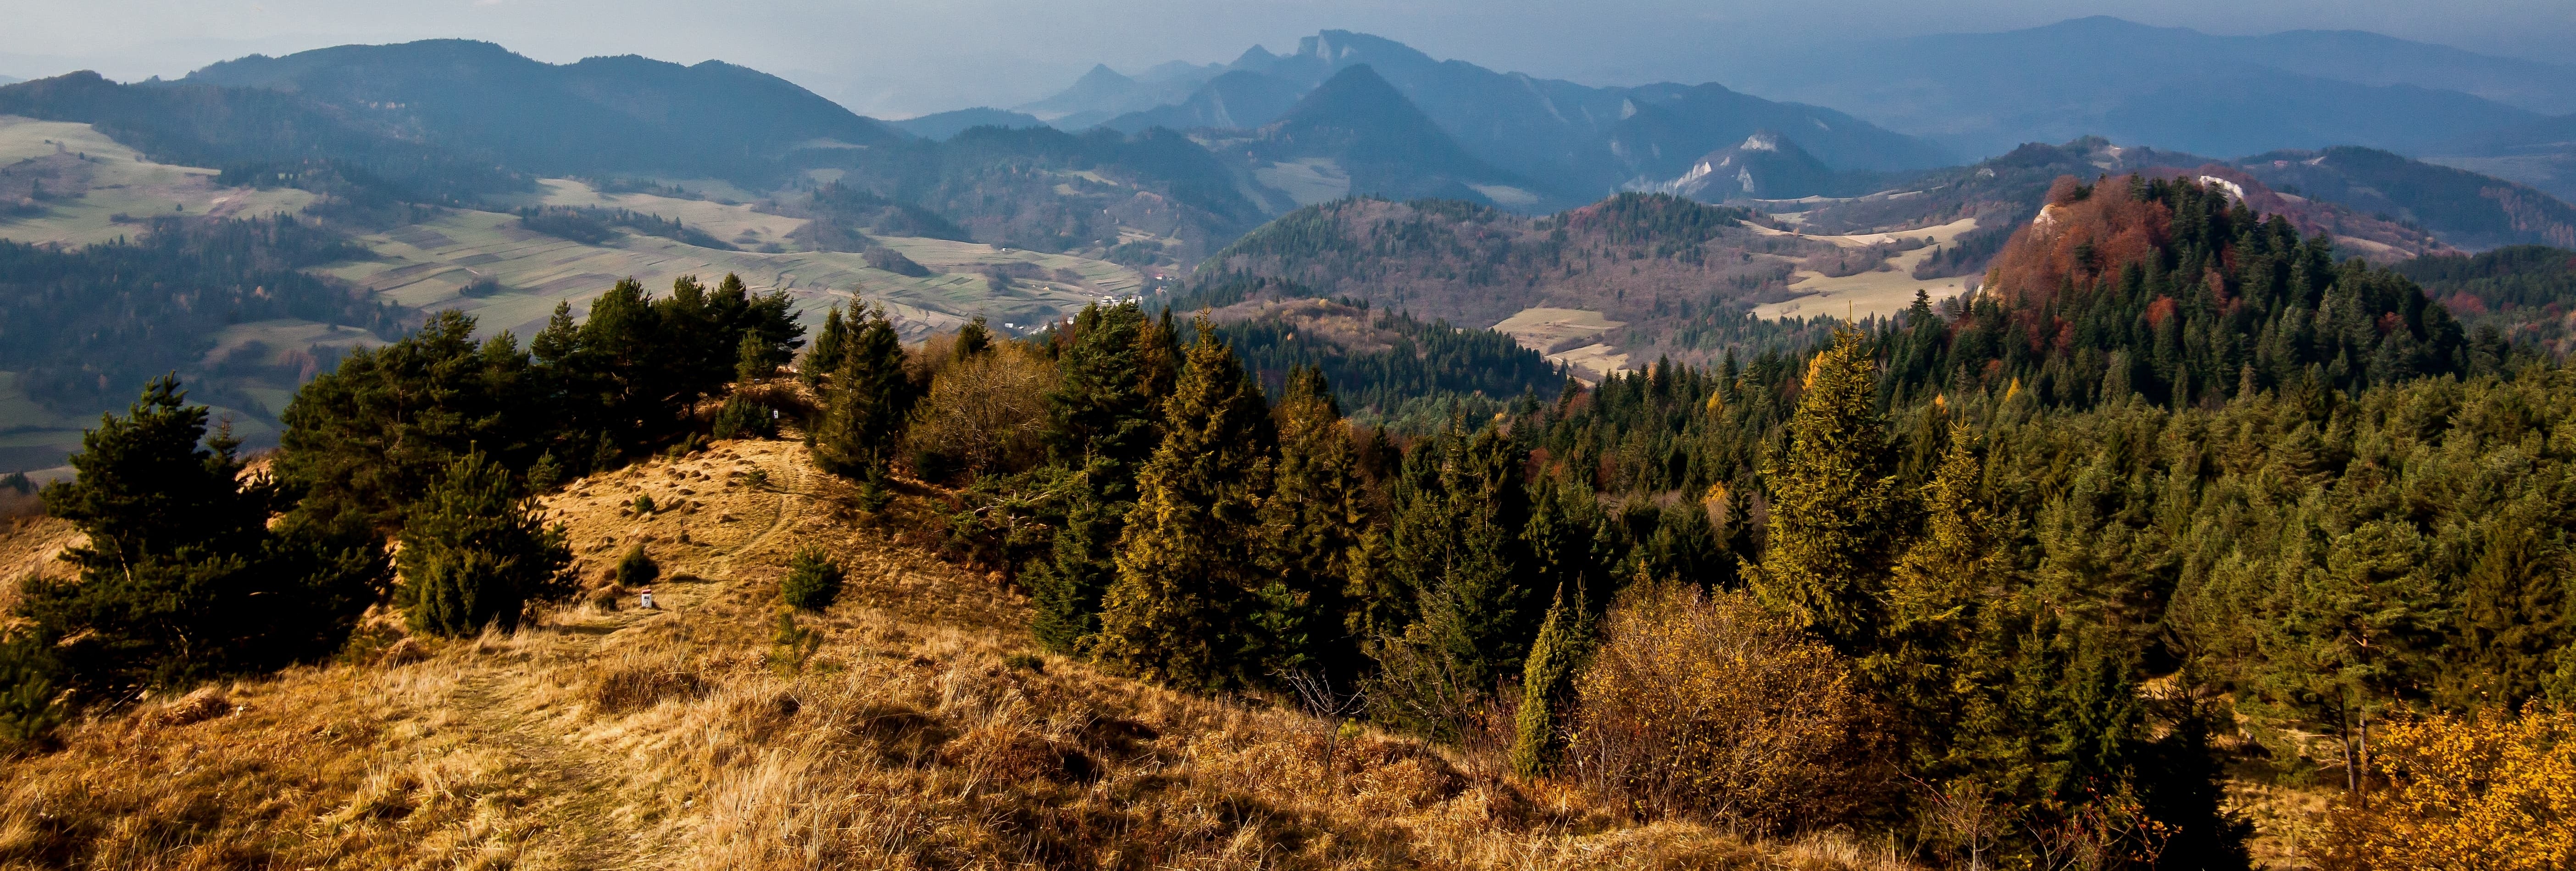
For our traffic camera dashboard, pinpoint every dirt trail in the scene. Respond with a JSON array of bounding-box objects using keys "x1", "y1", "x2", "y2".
[{"x1": 447, "y1": 666, "x2": 643, "y2": 868}]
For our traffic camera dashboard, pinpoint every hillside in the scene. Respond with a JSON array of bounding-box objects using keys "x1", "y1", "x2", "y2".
[
  {"x1": 2427, "y1": 112, "x2": 2576, "y2": 203},
  {"x1": 0, "y1": 437, "x2": 1889, "y2": 870},
  {"x1": 2232, "y1": 146, "x2": 2576, "y2": 250},
  {"x1": 1633, "y1": 131, "x2": 1861, "y2": 201},
  {"x1": 1220, "y1": 66, "x2": 1537, "y2": 210},
  {"x1": 183, "y1": 40, "x2": 911, "y2": 184},
  {"x1": 2398, "y1": 244, "x2": 2576, "y2": 357},
  {"x1": 887, "y1": 107, "x2": 1048, "y2": 141},
  {"x1": 1190, "y1": 195, "x2": 1824, "y2": 358}
]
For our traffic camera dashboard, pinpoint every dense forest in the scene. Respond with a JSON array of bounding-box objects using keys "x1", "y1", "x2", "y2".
[
  {"x1": 9, "y1": 175, "x2": 2576, "y2": 869},
  {"x1": 0, "y1": 215, "x2": 402, "y2": 412}
]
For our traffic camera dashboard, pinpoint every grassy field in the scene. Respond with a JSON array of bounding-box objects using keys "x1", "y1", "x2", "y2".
[
  {"x1": 0, "y1": 437, "x2": 1908, "y2": 870},
  {"x1": 1489, "y1": 307, "x2": 1634, "y2": 382},
  {"x1": 1751, "y1": 216, "x2": 1982, "y2": 321},
  {"x1": 0, "y1": 116, "x2": 314, "y2": 247},
  {"x1": 324, "y1": 203, "x2": 1146, "y2": 342}
]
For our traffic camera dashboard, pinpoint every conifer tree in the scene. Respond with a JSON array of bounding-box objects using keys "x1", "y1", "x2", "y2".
[
  {"x1": 802, "y1": 303, "x2": 849, "y2": 386},
  {"x1": 1750, "y1": 328, "x2": 1900, "y2": 653},
  {"x1": 1871, "y1": 425, "x2": 1999, "y2": 764},
  {"x1": 1255, "y1": 365, "x2": 1372, "y2": 674},
  {"x1": 811, "y1": 305, "x2": 917, "y2": 479},
  {"x1": 1379, "y1": 421, "x2": 1538, "y2": 692},
  {"x1": 1093, "y1": 319, "x2": 1275, "y2": 688},
  {"x1": 1510, "y1": 584, "x2": 1591, "y2": 779},
  {"x1": 395, "y1": 451, "x2": 571, "y2": 637},
  {"x1": 23, "y1": 376, "x2": 384, "y2": 691},
  {"x1": 1027, "y1": 302, "x2": 1171, "y2": 653}
]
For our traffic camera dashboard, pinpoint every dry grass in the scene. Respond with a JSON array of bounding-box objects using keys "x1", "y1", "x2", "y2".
[{"x1": 0, "y1": 439, "x2": 1915, "y2": 870}]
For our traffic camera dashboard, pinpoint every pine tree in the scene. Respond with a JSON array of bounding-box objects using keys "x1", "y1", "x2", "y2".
[
  {"x1": 1093, "y1": 319, "x2": 1275, "y2": 688},
  {"x1": 23, "y1": 376, "x2": 384, "y2": 691},
  {"x1": 395, "y1": 451, "x2": 572, "y2": 637},
  {"x1": 811, "y1": 305, "x2": 917, "y2": 478},
  {"x1": 1750, "y1": 328, "x2": 1900, "y2": 653}
]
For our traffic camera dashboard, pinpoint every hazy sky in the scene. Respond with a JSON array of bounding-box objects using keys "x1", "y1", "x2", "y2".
[{"x1": 3, "y1": 0, "x2": 2570, "y2": 117}]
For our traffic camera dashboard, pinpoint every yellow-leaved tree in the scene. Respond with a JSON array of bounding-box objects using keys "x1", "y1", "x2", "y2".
[{"x1": 2322, "y1": 705, "x2": 2576, "y2": 870}]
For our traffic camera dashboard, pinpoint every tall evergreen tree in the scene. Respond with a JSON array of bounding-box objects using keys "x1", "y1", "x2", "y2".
[
  {"x1": 811, "y1": 304, "x2": 918, "y2": 479},
  {"x1": 1255, "y1": 365, "x2": 1374, "y2": 674},
  {"x1": 1027, "y1": 302, "x2": 1173, "y2": 653},
  {"x1": 802, "y1": 303, "x2": 849, "y2": 387},
  {"x1": 1750, "y1": 328, "x2": 1900, "y2": 653},
  {"x1": 1093, "y1": 319, "x2": 1275, "y2": 688},
  {"x1": 1379, "y1": 421, "x2": 1539, "y2": 691}
]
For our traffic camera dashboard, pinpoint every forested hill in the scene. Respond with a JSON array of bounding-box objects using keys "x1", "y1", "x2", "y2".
[
  {"x1": 1194, "y1": 194, "x2": 1829, "y2": 344},
  {"x1": 0, "y1": 71, "x2": 527, "y2": 203},
  {"x1": 1872, "y1": 174, "x2": 2492, "y2": 410},
  {"x1": 2397, "y1": 244, "x2": 2576, "y2": 359},
  {"x1": 182, "y1": 40, "x2": 909, "y2": 182}
]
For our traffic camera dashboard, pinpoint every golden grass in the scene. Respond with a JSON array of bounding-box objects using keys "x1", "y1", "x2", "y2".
[{"x1": 0, "y1": 439, "x2": 1915, "y2": 869}]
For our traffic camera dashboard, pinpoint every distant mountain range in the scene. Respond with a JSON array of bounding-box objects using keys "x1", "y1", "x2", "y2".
[
  {"x1": 1016, "y1": 30, "x2": 1954, "y2": 204},
  {"x1": 1725, "y1": 17, "x2": 2576, "y2": 161}
]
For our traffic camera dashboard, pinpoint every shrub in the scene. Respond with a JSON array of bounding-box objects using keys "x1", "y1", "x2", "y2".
[
  {"x1": 781, "y1": 547, "x2": 845, "y2": 611},
  {"x1": 614, "y1": 543, "x2": 660, "y2": 588},
  {"x1": 395, "y1": 452, "x2": 572, "y2": 636},
  {"x1": 2321, "y1": 705, "x2": 2576, "y2": 870},
  {"x1": 1569, "y1": 579, "x2": 1883, "y2": 830},
  {"x1": 0, "y1": 638, "x2": 64, "y2": 745},
  {"x1": 711, "y1": 394, "x2": 777, "y2": 440},
  {"x1": 904, "y1": 342, "x2": 1056, "y2": 482}
]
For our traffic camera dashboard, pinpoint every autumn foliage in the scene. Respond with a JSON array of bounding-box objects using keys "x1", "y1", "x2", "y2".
[
  {"x1": 2323, "y1": 706, "x2": 2576, "y2": 871},
  {"x1": 1568, "y1": 579, "x2": 1885, "y2": 831},
  {"x1": 1983, "y1": 174, "x2": 2174, "y2": 308}
]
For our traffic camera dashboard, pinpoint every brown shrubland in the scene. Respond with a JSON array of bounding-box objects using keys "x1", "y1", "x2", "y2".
[
  {"x1": 1570, "y1": 579, "x2": 1887, "y2": 832},
  {"x1": 0, "y1": 439, "x2": 1913, "y2": 870}
]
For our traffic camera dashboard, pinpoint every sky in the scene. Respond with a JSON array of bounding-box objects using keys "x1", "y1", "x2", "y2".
[{"x1": 2, "y1": 0, "x2": 2570, "y2": 118}]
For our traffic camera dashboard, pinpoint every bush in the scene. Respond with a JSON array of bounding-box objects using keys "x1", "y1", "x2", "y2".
[
  {"x1": 395, "y1": 452, "x2": 572, "y2": 636},
  {"x1": 711, "y1": 394, "x2": 777, "y2": 440},
  {"x1": 904, "y1": 343, "x2": 1057, "y2": 482},
  {"x1": 781, "y1": 547, "x2": 845, "y2": 611},
  {"x1": 2322, "y1": 705, "x2": 2576, "y2": 870},
  {"x1": 0, "y1": 637, "x2": 64, "y2": 745},
  {"x1": 615, "y1": 543, "x2": 660, "y2": 588},
  {"x1": 1570, "y1": 580, "x2": 1884, "y2": 831}
]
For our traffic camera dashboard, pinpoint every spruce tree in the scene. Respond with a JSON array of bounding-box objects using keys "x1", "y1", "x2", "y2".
[
  {"x1": 1379, "y1": 421, "x2": 1538, "y2": 692},
  {"x1": 1255, "y1": 366, "x2": 1372, "y2": 675},
  {"x1": 1093, "y1": 319, "x2": 1275, "y2": 688},
  {"x1": 781, "y1": 547, "x2": 845, "y2": 611},
  {"x1": 1510, "y1": 584, "x2": 1591, "y2": 780},
  {"x1": 811, "y1": 305, "x2": 917, "y2": 478},
  {"x1": 1027, "y1": 302, "x2": 1171, "y2": 653},
  {"x1": 395, "y1": 451, "x2": 572, "y2": 636},
  {"x1": 803, "y1": 303, "x2": 849, "y2": 387},
  {"x1": 1750, "y1": 328, "x2": 1900, "y2": 653},
  {"x1": 1872, "y1": 425, "x2": 2002, "y2": 774}
]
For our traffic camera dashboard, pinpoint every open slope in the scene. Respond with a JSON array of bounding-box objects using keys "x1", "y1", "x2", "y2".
[{"x1": 0, "y1": 438, "x2": 1895, "y2": 869}]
